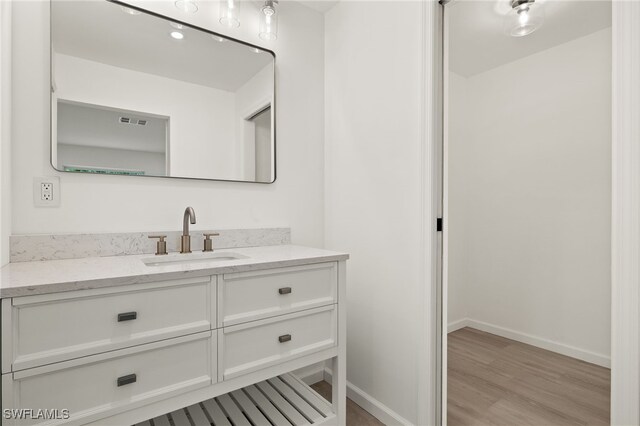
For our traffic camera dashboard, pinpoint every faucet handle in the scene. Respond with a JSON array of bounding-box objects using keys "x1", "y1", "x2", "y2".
[
  {"x1": 203, "y1": 233, "x2": 220, "y2": 252},
  {"x1": 148, "y1": 235, "x2": 168, "y2": 256}
]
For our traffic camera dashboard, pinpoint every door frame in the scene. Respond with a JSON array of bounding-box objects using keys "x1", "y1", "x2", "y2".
[
  {"x1": 417, "y1": 1, "x2": 444, "y2": 425},
  {"x1": 610, "y1": 2, "x2": 640, "y2": 424},
  {"x1": 436, "y1": 2, "x2": 640, "y2": 425}
]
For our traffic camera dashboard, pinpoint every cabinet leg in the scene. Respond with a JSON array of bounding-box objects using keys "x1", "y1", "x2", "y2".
[
  {"x1": 331, "y1": 259, "x2": 347, "y2": 426},
  {"x1": 331, "y1": 355, "x2": 346, "y2": 425}
]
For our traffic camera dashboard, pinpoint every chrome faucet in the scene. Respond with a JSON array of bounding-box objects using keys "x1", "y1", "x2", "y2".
[{"x1": 180, "y1": 207, "x2": 197, "y2": 253}]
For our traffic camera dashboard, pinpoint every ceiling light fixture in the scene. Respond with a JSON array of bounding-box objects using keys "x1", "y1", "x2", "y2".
[
  {"x1": 220, "y1": 0, "x2": 241, "y2": 28},
  {"x1": 120, "y1": 6, "x2": 141, "y2": 15},
  {"x1": 170, "y1": 31, "x2": 185, "y2": 40},
  {"x1": 259, "y1": 0, "x2": 278, "y2": 41},
  {"x1": 169, "y1": 22, "x2": 185, "y2": 30},
  {"x1": 175, "y1": 0, "x2": 198, "y2": 14},
  {"x1": 504, "y1": 0, "x2": 544, "y2": 37},
  {"x1": 212, "y1": 35, "x2": 227, "y2": 42}
]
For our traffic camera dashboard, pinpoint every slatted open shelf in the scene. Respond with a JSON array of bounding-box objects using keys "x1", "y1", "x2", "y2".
[{"x1": 134, "y1": 374, "x2": 335, "y2": 426}]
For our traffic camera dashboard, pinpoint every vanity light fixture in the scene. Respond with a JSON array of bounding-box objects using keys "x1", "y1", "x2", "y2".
[
  {"x1": 504, "y1": 0, "x2": 545, "y2": 37},
  {"x1": 219, "y1": 0, "x2": 241, "y2": 28},
  {"x1": 120, "y1": 6, "x2": 141, "y2": 15},
  {"x1": 175, "y1": 0, "x2": 198, "y2": 14},
  {"x1": 170, "y1": 31, "x2": 185, "y2": 40},
  {"x1": 259, "y1": 0, "x2": 278, "y2": 41}
]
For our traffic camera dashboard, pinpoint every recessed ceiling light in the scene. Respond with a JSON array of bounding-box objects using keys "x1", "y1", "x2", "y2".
[
  {"x1": 211, "y1": 35, "x2": 227, "y2": 42},
  {"x1": 170, "y1": 31, "x2": 185, "y2": 40},
  {"x1": 175, "y1": 0, "x2": 198, "y2": 13},
  {"x1": 120, "y1": 6, "x2": 141, "y2": 15},
  {"x1": 170, "y1": 22, "x2": 184, "y2": 30}
]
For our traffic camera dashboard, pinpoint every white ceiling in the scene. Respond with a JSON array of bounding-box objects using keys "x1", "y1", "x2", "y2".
[
  {"x1": 58, "y1": 101, "x2": 168, "y2": 153},
  {"x1": 449, "y1": 0, "x2": 612, "y2": 77},
  {"x1": 51, "y1": 0, "x2": 273, "y2": 92},
  {"x1": 296, "y1": 0, "x2": 339, "y2": 13}
]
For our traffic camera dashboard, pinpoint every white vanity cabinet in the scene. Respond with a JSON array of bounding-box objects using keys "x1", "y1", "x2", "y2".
[{"x1": 0, "y1": 258, "x2": 347, "y2": 426}]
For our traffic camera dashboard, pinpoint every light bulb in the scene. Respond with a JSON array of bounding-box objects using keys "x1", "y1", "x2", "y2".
[
  {"x1": 220, "y1": 0, "x2": 241, "y2": 28},
  {"x1": 259, "y1": 0, "x2": 278, "y2": 41},
  {"x1": 170, "y1": 31, "x2": 184, "y2": 40},
  {"x1": 504, "y1": 0, "x2": 544, "y2": 37},
  {"x1": 518, "y1": 8, "x2": 529, "y2": 25}
]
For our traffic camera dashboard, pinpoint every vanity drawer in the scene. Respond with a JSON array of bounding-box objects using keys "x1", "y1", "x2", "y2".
[
  {"x1": 8, "y1": 276, "x2": 213, "y2": 372},
  {"x1": 219, "y1": 262, "x2": 337, "y2": 326},
  {"x1": 3, "y1": 332, "x2": 213, "y2": 426},
  {"x1": 219, "y1": 305, "x2": 337, "y2": 380}
]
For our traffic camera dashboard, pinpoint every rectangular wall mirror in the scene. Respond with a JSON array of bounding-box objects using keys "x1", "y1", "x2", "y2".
[{"x1": 50, "y1": 0, "x2": 276, "y2": 183}]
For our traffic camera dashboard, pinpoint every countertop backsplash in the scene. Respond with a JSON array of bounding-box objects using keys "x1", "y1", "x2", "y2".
[{"x1": 10, "y1": 228, "x2": 291, "y2": 262}]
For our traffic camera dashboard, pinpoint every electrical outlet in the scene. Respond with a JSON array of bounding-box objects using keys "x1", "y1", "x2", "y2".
[
  {"x1": 41, "y1": 183, "x2": 53, "y2": 201},
  {"x1": 34, "y1": 177, "x2": 60, "y2": 207}
]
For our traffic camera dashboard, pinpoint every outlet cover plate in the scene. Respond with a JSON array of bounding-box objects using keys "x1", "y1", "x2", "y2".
[{"x1": 33, "y1": 176, "x2": 60, "y2": 207}]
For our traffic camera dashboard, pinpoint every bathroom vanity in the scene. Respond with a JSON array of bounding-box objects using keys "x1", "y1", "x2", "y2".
[
  {"x1": 0, "y1": 244, "x2": 348, "y2": 425},
  {"x1": 1, "y1": 0, "x2": 347, "y2": 422}
]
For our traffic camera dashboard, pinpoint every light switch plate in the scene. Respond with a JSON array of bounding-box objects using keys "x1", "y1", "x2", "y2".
[{"x1": 33, "y1": 176, "x2": 60, "y2": 207}]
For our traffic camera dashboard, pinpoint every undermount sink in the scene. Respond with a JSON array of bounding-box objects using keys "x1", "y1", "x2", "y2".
[{"x1": 142, "y1": 251, "x2": 248, "y2": 267}]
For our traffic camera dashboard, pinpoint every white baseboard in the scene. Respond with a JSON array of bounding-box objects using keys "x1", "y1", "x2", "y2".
[
  {"x1": 294, "y1": 363, "x2": 326, "y2": 385},
  {"x1": 323, "y1": 368, "x2": 413, "y2": 426},
  {"x1": 448, "y1": 318, "x2": 611, "y2": 368},
  {"x1": 447, "y1": 318, "x2": 469, "y2": 333}
]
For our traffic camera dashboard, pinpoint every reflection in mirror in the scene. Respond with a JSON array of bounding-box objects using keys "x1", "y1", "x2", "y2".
[
  {"x1": 51, "y1": 0, "x2": 276, "y2": 183},
  {"x1": 56, "y1": 101, "x2": 169, "y2": 176}
]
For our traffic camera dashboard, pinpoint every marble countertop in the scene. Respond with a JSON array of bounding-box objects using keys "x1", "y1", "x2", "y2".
[{"x1": 0, "y1": 245, "x2": 349, "y2": 298}]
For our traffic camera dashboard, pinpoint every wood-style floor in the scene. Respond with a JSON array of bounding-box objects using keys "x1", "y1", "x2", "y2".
[
  {"x1": 311, "y1": 381, "x2": 384, "y2": 426},
  {"x1": 448, "y1": 327, "x2": 611, "y2": 426}
]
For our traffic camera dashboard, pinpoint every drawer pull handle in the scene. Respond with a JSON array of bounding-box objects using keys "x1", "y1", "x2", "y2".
[
  {"x1": 278, "y1": 287, "x2": 292, "y2": 295},
  {"x1": 117, "y1": 374, "x2": 137, "y2": 387},
  {"x1": 118, "y1": 312, "x2": 137, "y2": 322},
  {"x1": 279, "y1": 334, "x2": 292, "y2": 343}
]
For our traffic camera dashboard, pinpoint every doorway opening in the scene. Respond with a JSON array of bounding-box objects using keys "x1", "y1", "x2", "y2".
[{"x1": 443, "y1": 1, "x2": 612, "y2": 424}]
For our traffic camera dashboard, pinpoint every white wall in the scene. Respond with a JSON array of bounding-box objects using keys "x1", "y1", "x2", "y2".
[
  {"x1": 0, "y1": 1, "x2": 11, "y2": 266},
  {"x1": 57, "y1": 144, "x2": 167, "y2": 176},
  {"x1": 325, "y1": 2, "x2": 428, "y2": 424},
  {"x1": 11, "y1": 0, "x2": 324, "y2": 246},
  {"x1": 446, "y1": 71, "x2": 468, "y2": 329},
  {"x1": 53, "y1": 53, "x2": 237, "y2": 180},
  {"x1": 448, "y1": 29, "x2": 612, "y2": 363}
]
